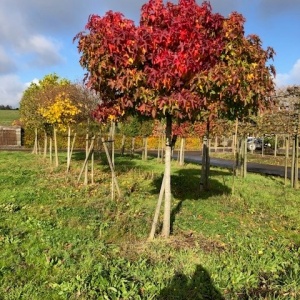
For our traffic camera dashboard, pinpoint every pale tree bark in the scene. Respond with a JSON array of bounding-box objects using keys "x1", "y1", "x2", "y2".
[
  {"x1": 77, "y1": 137, "x2": 95, "y2": 184},
  {"x1": 142, "y1": 136, "x2": 148, "y2": 161},
  {"x1": 157, "y1": 134, "x2": 162, "y2": 161},
  {"x1": 91, "y1": 145, "x2": 94, "y2": 185},
  {"x1": 67, "y1": 133, "x2": 76, "y2": 173},
  {"x1": 294, "y1": 135, "x2": 299, "y2": 189},
  {"x1": 291, "y1": 134, "x2": 299, "y2": 189},
  {"x1": 200, "y1": 123, "x2": 211, "y2": 190},
  {"x1": 110, "y1": 121, "x2": 116, "y2": 167},
  {"x1": 149, "y1": 174, "x2": 165, "y2": 240},
  {"x1": 236, "y1": 137, "x2": 247, "y2": 177},
  {"x1": 32, "y1": 128, "x2": 38, "y2": 154},
  {"x1": 243, "y1": 136, "x2": 247, "y2": 178},
  {"x1": 131, "y1": 137, "x2": 136, "y2": 156},
  {"x1": 284, "y1": 135, "x2": 289, "y2": 186},
  {"x1": 162, "y1": 114, "x2": 172, "y2": 238},
  {"x1": 49, "y1": 137, "x2": 53, "y2": 165},
  {"x1": 214, "y1": 136, "x2": 218, "y2": 153},
  {"x1": 179, "y1": 137, "x2": 185, "y2": 166},
  {"x1": 67, "y1": 126, "x2": 71, "y2": 172},
  {"x1": 43, "y1": 130, "x2": 47, "y2": 158},
  {"x1": 121, "y1": 134, "x2": 126, "y2": 155},
  {"x1": 84, "y1": 133, "x2": 89, "y2": 185},
  {"x1": 291, "y1": 136, "x2": 295, "y2": 187},
  {"x1": 101, "y1": 137, "x2": 122, "y2": 199},
  {"x1": 53, "y1": 126, "x2": 59, "y2": 167},
  {"x1": 111, "y1": 122, "x2": 116, "y2": 198},
  {"x1": 274, "y1": 134, "x2": 278, "y2": 157},
  {"x1": 150, "y1": 116, "x2": 173, "y2": 239},
  {"x1": 233, "y1": 118, "x2": 238, "y2": 156}
]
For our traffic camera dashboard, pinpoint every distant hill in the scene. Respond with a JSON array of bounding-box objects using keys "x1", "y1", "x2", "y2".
[{"x1": 0, "y1": 110, "x2": 20, "y2": 126}]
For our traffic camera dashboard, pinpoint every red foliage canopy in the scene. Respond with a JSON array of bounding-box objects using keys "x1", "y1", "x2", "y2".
[{"x1": 75, "y1": 0, "x2": 275, "y2": 124}]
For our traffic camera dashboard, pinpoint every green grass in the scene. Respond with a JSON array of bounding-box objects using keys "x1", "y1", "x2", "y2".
[
  {"x1": 210, "y1": 150, "x2": 299, "y2": 167},
  {"x1": 0, "y1": 110, "x2": 20, "y2": 126},
  {"x1": 0, "y1": 151, "x2": 299, "y2": 299}
]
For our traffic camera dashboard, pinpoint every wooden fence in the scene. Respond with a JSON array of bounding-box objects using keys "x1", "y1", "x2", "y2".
[{"x1": 0, "y1": 126, "x2": 22, "y2": 147}]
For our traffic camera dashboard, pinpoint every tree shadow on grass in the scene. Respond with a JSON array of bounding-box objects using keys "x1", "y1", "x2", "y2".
[
  {"x1": 158, "y1": 264, "x2": 225, "y2": 300},
  {"x1": 151, "y1": 167, "x2": 232, "y2": 202},
  {"x1": 151, "y1": 167, "x2": 232, "y2": 234}
]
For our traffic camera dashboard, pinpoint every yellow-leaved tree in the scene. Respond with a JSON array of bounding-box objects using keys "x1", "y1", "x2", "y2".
[
  {"x1": 20, "y1": 73, "x2": 99, "y2": 171},
  {"x1": 39, "y1": 92, "x2": 81, "y2": 169}
]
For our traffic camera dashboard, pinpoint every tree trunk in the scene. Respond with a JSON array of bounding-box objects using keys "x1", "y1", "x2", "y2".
[
  {"x1": 91, "y1": 137, "x2": 95, "y2": 185},
  {"x1": 294, "y1": 135, "x2": 299, "y2": 189},
  {"x1": 77, "y1": 137, "x2": 95, "y2": 184},
  {"x1": 274, "y1": 134, "x2": 278, "y2": 157},
  {"x1": 234, "y1": 138, "x2": 240, "y2": 176},
  {"x1": 162, "y1": 114, "x2": 172, "y2": 238},
  {"x1": 53, "y1": 126, "x2": 59, "y2": 167},
  {"x1": 142, "y1": 136, "x2": 148, "y2": 161},
  {"x1": 157, "y1": 134, "x2": 161, "y2": 161},
  {"x1": 49, "y1": 136, "x2": 52, "y2": 165},
  {"x1": 200, "y1": 122, "x2": 211, "y2": 190},
  {"x1": 67, "y1": 126, "x2": 71, "y2": 172},
  {"x1": 43, "y1": 130, "x2": 47, "y2": 158},
  {"x1": 179, "y1": 137, "x2": 185, "y2": 166},
  {"x1": 149, "y1": 174, "x2": 165, "y2": 240},
  {"x1": 84, "y1": 133, "x2": 89, "y2": 185},
  {"x1": 242, "y1": 136, "x2": 247, "y2": 178},
  {"x1": 110, "y1": 121, "x2": 115, "y2": 167},
  {"x1": 121, "y1": 134, "x2": 126, "y2": 156},
  {"x1": 233, "y1": 118, "x2": 238, "y2": 156},
  {"x1": 284, "y1": 135, "x2": 289, "y2": 186},
  {"x1": 110, "y1": 122, "x2": 116, "y2": 198},
  {"x1": 131, "y1": 137, "x2": 135, "y2": 156},
  {"x1": 67, "y1": 133, "x2": 76, "y2": 173},
  {"x1": 214, "y1": 136, "x2": 218, "y2": 153},
  {"x1": 32, "y1": 128, "x2": 38, "y2": 154},
  {"x1": 200, "y1": 136, "x2": 210, "y2": 190},
  {"x1": 102, "y1": 138, "x2": 122, "y2": 199},
  {"x1": 291, "y1": 136, "x2": 295, "y2": 188}
]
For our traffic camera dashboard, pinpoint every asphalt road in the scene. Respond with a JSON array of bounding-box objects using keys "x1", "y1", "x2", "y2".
[{"x1": 171, "y1": 150, "x2": 300, "y2": 180}]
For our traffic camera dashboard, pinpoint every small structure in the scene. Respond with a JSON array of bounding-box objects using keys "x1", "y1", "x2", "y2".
[{"x1": 0, "y1": 126, "x2": 22, "y2": 147}]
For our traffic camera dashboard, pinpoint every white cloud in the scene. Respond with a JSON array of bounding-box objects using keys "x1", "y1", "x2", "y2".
[
  {"x1": 25, "y1": 78, "x2": 39, "y2": 88},
  {"x1": 18, "y1": 35, "x2": 63, "y2": 67},
  {"x1": 275, "y1": 59, "x2": 300, "y2": 87},
  {"x1": 0, "y1": 75, "x2": 27, "y2": 108}
]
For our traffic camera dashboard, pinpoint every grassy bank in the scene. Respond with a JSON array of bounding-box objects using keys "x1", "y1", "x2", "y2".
[
  {"x1": 0, "y1": 110, "x2": 20, "y2": 126},
  {"x1": 0, "y1": 151, "x2": 299, "y2": 299}
]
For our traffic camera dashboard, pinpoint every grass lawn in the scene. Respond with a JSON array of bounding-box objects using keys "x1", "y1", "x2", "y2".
[
  {"x1": 210, "y1": 150, "x2": 299, "y2": 168},
  {"x1": 0, "y1": 110, "x2": 20, "y2": 126},
  {"x1": 0, "y1": 151, "x2": 299, "y2": 299}
]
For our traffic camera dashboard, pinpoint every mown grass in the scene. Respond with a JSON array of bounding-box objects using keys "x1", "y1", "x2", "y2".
[
  {"x1": 210, "y1": 150, "x2": 299, "y2": 167},
  {"x1": 0, "y1": 110, "x2": 20, "y2": 126},
  {"x1": 0, "y1": 151, "x2": 299, "y2": 299}
]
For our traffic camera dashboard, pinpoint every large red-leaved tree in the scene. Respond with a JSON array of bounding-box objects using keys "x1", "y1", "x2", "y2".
[{"x1": 75, "y1": 0, "x2": 275, "y2": 238}]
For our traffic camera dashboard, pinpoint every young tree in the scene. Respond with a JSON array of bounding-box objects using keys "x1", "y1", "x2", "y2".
[
  {"x1": 119, "y1": 115, "x2": 141, "y2": 155},
  {"x1": 20, "y1": 73, "x2": 70, "y2": 153},
  {"x1": 38, "y1": 90, "x2": 82, "y2": 168},
  {"x1": 75, "y1": 0, "x2": 275, "y2": 238},
  {"x1": 172, "y1": 121, "x2": 192, "y2": 166}
]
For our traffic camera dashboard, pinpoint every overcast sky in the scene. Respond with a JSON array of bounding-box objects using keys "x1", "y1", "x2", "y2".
[{"x1": 0, "y1": 0, "x2": 300, "y2": 108}]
